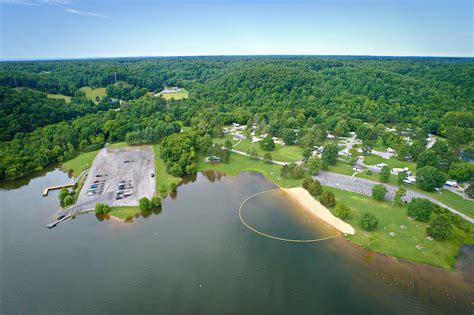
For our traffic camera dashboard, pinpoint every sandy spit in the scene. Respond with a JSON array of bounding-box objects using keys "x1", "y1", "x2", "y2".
[{"x1": 283, "y1": 187, "x2": 355, "y2": 235}]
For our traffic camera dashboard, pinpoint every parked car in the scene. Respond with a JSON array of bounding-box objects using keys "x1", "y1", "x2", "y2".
[
  {"x1": 151, "y1": 173, "x2": 155, "y2": 178},
  {"x1": 57, "y1": 214, "x2": 66, "y2": 220}
]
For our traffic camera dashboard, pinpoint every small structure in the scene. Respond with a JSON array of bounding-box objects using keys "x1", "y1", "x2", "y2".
[
  {"x1": 415, "y1": 244, "x2": 424, "y2": 250},
  {"x1": 444, "y1": 180, "x2": 458, "y2": 188},
  {"x1": 426, "y1": 236, "x2": 434, "y2": 241},
  {"x1": 389, "y1": 232, "x2": 396, "y2": 237},
  {"x1": 376, "y1": 163, "x2": 388, "y2": 168},
  {"x1": 204, "y1": 156, "x2": 221, "y2": 163},
  {"x1": 232, "y1": 122, "x2": 240, "y2": 127},
  {"x1": 403, "y1": 176, "x2": 416, "y2": 184},
  {"x1": 386, "y1": 147, "x2": 395, "y2": 153},
  {"x1": 327, "y1": 133, "x2": 335, "y2": 139}
]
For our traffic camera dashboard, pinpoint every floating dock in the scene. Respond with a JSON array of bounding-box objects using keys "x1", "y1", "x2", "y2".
[
  {"x1": 42, "y1": 183, "x2": 76, "y2": 196},
  {"x1": 46, "y1": 214, "x2": 72, "y2": 229}
]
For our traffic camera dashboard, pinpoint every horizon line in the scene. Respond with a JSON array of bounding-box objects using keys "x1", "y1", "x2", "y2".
[{"x1": 1, "y1": 53, "x2": 473, "y2": 62}]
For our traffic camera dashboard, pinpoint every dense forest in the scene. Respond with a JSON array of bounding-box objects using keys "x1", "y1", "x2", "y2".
[{"x1": 0, "y1": 56, "x2": 473, "y2": 181}]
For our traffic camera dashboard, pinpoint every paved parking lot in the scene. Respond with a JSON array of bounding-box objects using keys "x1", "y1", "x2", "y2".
[
  {"x1": 314, "y1": 171, "x2": 473, "y2": 223},
  {"x1": 64, "y1": 145, "x2": 155, "y2": 215}
]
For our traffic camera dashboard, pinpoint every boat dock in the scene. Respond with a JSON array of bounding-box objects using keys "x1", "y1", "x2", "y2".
[
  {"x1": 45, "y1": 214, "x2": 72, "y2": 229},
  {"x1": 42, "y1": 183, "x2": 76, "y2": 196}
]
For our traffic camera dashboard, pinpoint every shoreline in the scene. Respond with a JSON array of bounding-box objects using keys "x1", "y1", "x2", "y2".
[{"x1": 282, "y1": 187, "x2": 355, "y2": 235}]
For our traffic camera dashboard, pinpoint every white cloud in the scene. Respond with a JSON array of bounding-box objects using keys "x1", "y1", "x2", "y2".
[{"x1": 64, "y1": 8, "x2": 109, "y2": 18}]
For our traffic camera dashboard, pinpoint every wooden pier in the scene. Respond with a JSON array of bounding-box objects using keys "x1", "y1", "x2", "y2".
[{"x1": 42, "y1": 183, "x2": 76, "y2": 196}]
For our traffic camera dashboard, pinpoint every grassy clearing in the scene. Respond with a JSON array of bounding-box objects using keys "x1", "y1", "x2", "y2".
[
  {"x1": 363, "y1": 155, "x2": 416, "y2": 171},
  {"x1": 196, "y1": 152, "x2": 304, "y2": 188},
  {"x1": 109, "y1": 206, "x2": 141, "y2": 220},
  {"x1": 79, "y1": 86, "x2": 107, "y2": 103},
  {"x1": 325, "y1": 186, "x2": 474, "y2": 270},
  {"x1": 372, "y1": 139, "x2": 388, "y2": 151},
  {"x1": 152, "y1": 145, "x2": 181, "y2": 195},
  {"x1": 61, "y1": 149, "x2": 100, "y2": 177},
  {"x1": 161, "y1": 89, "x2": 189, "y2": 101},
  {"x1": 47, "y1": 93, "x2": 71, "y2": 103}
]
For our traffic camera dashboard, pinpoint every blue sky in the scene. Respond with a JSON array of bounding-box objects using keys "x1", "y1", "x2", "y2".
[{"x1": 0, "y1": 0, "x2": 472, "y2": 59}]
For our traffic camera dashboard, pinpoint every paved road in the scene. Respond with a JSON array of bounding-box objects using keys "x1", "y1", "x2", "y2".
[{"x1": 314, "y1": 171, "x2": 474, "y2": 223}]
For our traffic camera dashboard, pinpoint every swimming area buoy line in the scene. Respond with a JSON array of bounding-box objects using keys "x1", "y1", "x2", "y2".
[{"x1": 238, "y1": 189, "x2": 339, "y2": 243}]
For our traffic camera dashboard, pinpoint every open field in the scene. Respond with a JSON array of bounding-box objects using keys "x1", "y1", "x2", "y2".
[
  {"x1": 109, "y1": 206, "x2": 142, "y2": 220},
  {"x1": 47, "y1": 93, "x2": 71, "y2": 103},
  {"x1": 235, "y1": 138, "x2": 303, "y2": 162},
  {"x1": 161, "y1": 89, "x2": 189, "y2": 100},
  {"x1": 325, "y1": 186, "x2": 474, "y2": 270},
  {"x1": 152, "y1": 145, "x2": 181, "y2": 194},
  {"x1": 196, "y1": 152, "x2": 304, "y2": 188},
  {"x1": 79, "y1": 86, "x2": 107, "y2": 103},
  {"x1": 61, "y1": 149, "x2": 100, "y2": 177}
]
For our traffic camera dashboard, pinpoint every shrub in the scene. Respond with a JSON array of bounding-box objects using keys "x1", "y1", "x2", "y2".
[
  {"x1": 302, "y1": 177, "x2": 313, "y2": 190},
  {"x1": 139, "y1": 197, "x2": 152, "y2": 211},
  {"x1": 372, "y1": 184, "x2": 388, "y2": 201},
  {"x1": 160, "y1": 185, "x2": 167, "y2": 198},
  {"x1": 95, "y1": 203, "x2": 111, "y2": 215},
  {"x1": 358, "y1": 212, "x2": 379, "y2": 231},
  {"x1": 151, "y1": 196, "x2": 162, "y2": 208},
  {"x1": 407, "y1": 198, "x2": 437, "y2": 222},
  {"x1": 259, "y1": 135, "x2": 275, "y2": 151},
  {"x1": 307, "y1": 179, "x2": 323, "y2": 196},
  {"x1": 427, "y1": 214, "x2": 453, "y2": 240},
  {"x1": 334, "y1": 203, "x2": 350, "y2": 219},
  {"x1": 63, "y1": 195, "x2": 74, "y2": 207},
  {"x1": 319, "y1": 191, "x2": 336, "y2": 208},
  {"x1": 379, "y1": 166, "x2": 391, "y2": 183},
  {"x1": 169, "y1": 182, "x2": 177, "y2": 192},
  {"x1": 263, "y1": 152, "x2": 272, "y2": 163}
]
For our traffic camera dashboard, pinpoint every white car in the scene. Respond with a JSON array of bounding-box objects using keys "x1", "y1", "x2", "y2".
[{"x1": 87, "y1": 191, "x2": 95, "y2": 196}]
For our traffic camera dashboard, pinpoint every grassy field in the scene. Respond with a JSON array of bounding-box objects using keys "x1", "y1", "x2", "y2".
[
  {"x1": 325, "y1": 186, "x2": 474, "y2": 270},
  {"x1": 47, "y1": 93, "x2": 71, "y2": 103},
  {"x1": 161, "y1": 89, "x2": 189, "y2": 101},
  {"x1": 196, "y1": 152, "x2": 304, "y2": 188},
  {"x1": 363, "y1": 155, "x2": 416, "y2": 171},
  {"x1": 152, "y1": 145, "x2": 181, "y2": 194},
  {"x1": 109, "y1": 206, "x2": 141, "y2": 220},
  {"x1": 61, "y1": 149, "x2": 100, "y2": 177},
  {"x1": 79, "y1": 86, "x2": 107, "y2": 103}
]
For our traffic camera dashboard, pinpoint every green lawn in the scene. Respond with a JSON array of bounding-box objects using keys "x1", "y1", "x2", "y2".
[
  {"x1": 109, "y1": 206, "x2": 141, "y2": 220},
  {"x1": 61, "y1": 149, "x2": 100, "y2": 177},
  {"x1": 47, "y1": 93, "x2": 71, "y2": 103},
  {"x1": 227, "y1": 137, "x2": 303, "y2": 163},
  {"x1": 325, "y1": 186, "x2": 474, "y2": 270},
  {"x1": 363, "y1": 155, "x2": 416, "y2": 171},
  {"x1": 152, "y1": 145, "x2": 181, "y2": 194},
  {"x1": 79, "y1": 86, "x2": 107, "y2": 103},
  {"x1": 196, "y1": 152, "x2": 304, "y2": 188},
  {"x1": 161, "y1": 89, "x2": 189, "y2": 101},
  {"x1": 372, "y1": 139, "x2": 388, "y2": 151}
]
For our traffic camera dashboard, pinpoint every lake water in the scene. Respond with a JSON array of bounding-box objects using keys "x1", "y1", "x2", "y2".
[{"x1": 1, "y1": 169, "x2": 473, "y2": 314}]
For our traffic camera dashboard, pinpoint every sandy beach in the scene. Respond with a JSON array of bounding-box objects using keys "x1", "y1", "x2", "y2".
[{"x1": 283, "y1": 187, "x2": 355, "y2": 235}]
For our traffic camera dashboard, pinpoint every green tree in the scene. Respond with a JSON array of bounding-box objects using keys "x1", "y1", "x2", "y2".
[
  {"x1": 398, "y1": 171, "x2": 408, "y2": 186},
  {"x1": 427, "y1": 214, "x2": 453, "y2": 240},
  {"x1": 306, "y1": 156, "x2": 322, "y2": 174},
  {"x1": 63, "y1": 195, "x2": 74, "y2": 207},
  {"x1": 169, "y1": 182, "x2": 177, "y2": 192},
  {"x1": 372, "y1": 184, "x2": 388, "y2": 201},
  {"x1": 319, "y1": 191, "x2": 336, "y2": 207},
  {"x1": 448, "y1": 162, "x2": 473, "y2": 182},
  {"x1": 95, "y1": 203, "x2": 111, "y2": 215},
  {"x1": 322, "y1": 143, "x2": 338, "y2": 165},
  {"x1": 334, "y1": 203, "x2": 351, "y2": 219},
  {"x1": 282, "y1": 129, "x2": 296, "y2": 145},
  {"x1": 349, "y1": 148, "x2": 359, "y2": 165},
  {"x1": 139, "y1": 197, "x2": 152, "y2": 211},
  {"x1": 358, "y1": 212, "x2": 379, "y2": 231},
  {"x1": 416, "y1": 150, "x2": 441, "y2": 170},
  {"x1": 247, "y1": 148, "x2": 259, "y2": 160},
  {"x1": 407, "y1": 198, "x2": 437, "y2": 222},
  {"x1": 159, "y1": 185, "x2": 167, "y2": 198},
  {"x1": 466, "y1": 182, "x2": 474, "y2": 198},
  {"x1": 393, "y1": 187, "x2": 407, "y2": 207},
  {"x1": 263, "y1": 152, "x2": 272, "y2": 163},
  {"x1": 302, "y1": 147, "x2": 312, "y2": 161},
  {"x1": 151, "y1": 196, "x2": 162, "y2": 208},
  {"x1": 416, "y1": 166, "x2": 447, "y2": 191},
  {"x1": 224, "y1": 139, "x2": 233, "y2": 150},
  {"x1": 307, "y1": 179, "x2": 323, "y2": 196},
  {"x1": 379, "y1": 166, "x2": 391, "y2": 183},
  {"x1": 259, "y1": 135, "x2": 275, "y2": 151}
]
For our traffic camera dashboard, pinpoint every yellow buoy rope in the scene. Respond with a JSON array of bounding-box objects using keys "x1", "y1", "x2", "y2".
[{"x1": 238, "y1": 189, "x2": 339, "y2": 243}]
